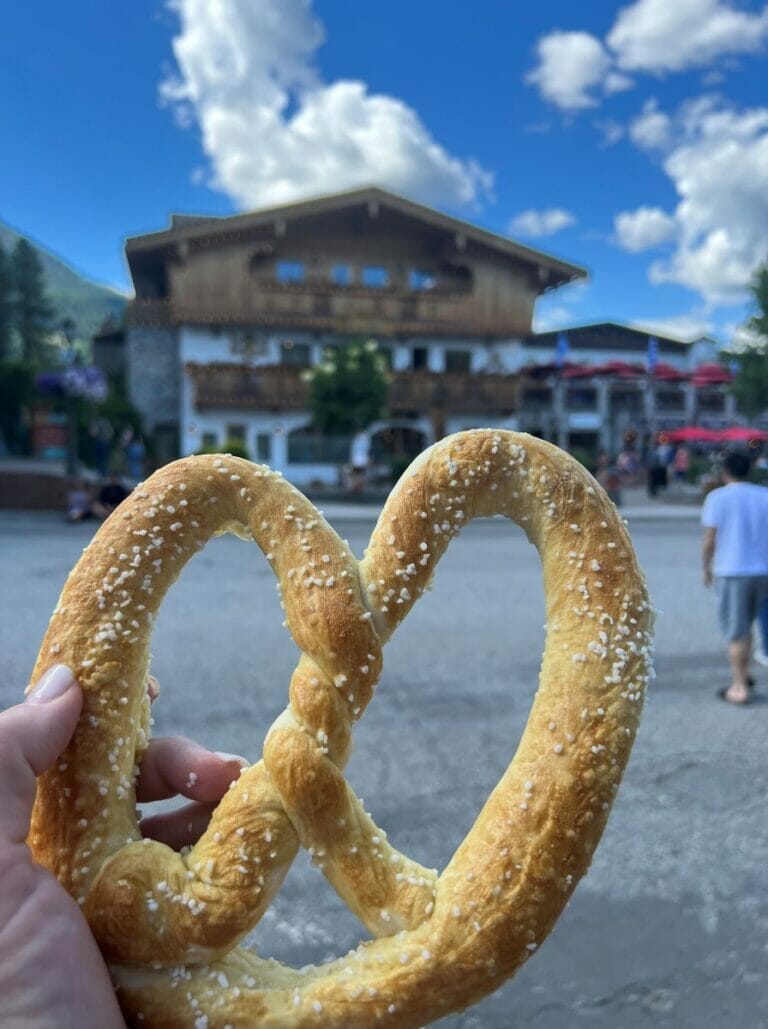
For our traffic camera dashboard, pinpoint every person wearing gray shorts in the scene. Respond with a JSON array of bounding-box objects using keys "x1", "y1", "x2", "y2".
[
  {"x1": 702, "y1": 452, "x2": 768, "y2": 705},
  {"x1": 715, "y1": 576, "x2": 768, "y2": 642}
]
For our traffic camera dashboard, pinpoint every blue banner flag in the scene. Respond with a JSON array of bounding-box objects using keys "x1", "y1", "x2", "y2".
[
  {"x1": 646, "y1": 335, "x2": 659, "y2": 373},
  {"x1": 555, "y1": 332, "x2": 569, "y2": 369}
]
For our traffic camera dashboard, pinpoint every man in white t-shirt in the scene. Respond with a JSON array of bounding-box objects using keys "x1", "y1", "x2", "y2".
[{"x1": 701, "y1": 451, "x2": 768, "y2": 704}]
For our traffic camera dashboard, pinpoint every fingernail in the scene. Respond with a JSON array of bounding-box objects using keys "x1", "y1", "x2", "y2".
[
  {"x1": 27, "y1": 664, "x2": 75, "y2": 704},
  {"x1": 214, "y1": 751, "x2": 250, "y2": 768}
]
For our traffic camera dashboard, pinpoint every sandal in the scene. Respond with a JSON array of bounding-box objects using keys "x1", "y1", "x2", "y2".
[{"x1": 717, "y1": 686, "x2": 752, "y2": 706}]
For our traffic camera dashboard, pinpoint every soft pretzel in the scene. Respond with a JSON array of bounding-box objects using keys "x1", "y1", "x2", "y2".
[{"x1": 28, "y1": 430, "x2": 653, "y2": 1027}]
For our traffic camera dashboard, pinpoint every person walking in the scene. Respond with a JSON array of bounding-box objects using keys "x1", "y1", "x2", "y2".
[
  {"x1": 672, "y1": 444, "x2": 690, "y2": 486},
  {"x1": 701, "y1": 451, "x2": 768, "y2": 704}
]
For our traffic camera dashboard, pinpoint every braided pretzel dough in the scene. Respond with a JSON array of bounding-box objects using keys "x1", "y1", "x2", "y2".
[{"x1": 28, "y1": 430, "x2": 652, "y2": 1027}]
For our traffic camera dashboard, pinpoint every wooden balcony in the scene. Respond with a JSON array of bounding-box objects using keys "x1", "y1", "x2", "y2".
[
  {"x1": 187, "y1": 364, "x2": 307, "y2": 411},
  {"x1": 130, "y1": 280, "x2": 518, "y2": 337},
  {"x1": 186, "y1": 363, "x2": 519, "y2": 415},
  {"x1": 388, "y1": 371, "x2": 518, "y2": 415}
]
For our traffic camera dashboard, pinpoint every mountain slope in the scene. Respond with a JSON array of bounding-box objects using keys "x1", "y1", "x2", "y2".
[{"x1": 0, "y1": 220, "x2": 127, "y2": 342}]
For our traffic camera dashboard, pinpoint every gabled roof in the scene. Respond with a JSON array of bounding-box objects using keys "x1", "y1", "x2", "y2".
[
  {"x1": 526, "y1": 321, "x2": 702, "y2": 353},
  {"x1": 125, "y1": 185, "x2": 586, "y2": 290}
]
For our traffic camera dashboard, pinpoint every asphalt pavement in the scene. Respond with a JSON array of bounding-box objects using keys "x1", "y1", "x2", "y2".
[{"x1": 1, "y1": 510, "x2": 766, "y2": 1028}]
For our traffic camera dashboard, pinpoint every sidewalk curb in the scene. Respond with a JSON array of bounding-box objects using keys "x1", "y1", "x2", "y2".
[{"x1": 312, "y1": 503, "x2": 702, "y2": 522}]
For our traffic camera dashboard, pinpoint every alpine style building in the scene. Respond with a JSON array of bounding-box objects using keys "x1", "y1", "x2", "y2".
[{"x1": 110, "y1": 186, "x2": 726, "y2": 484}]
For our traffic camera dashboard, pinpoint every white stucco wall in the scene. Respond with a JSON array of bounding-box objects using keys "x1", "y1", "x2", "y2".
[{"x1": 444, "y1": 413, "x2": 520, "y2": 435}]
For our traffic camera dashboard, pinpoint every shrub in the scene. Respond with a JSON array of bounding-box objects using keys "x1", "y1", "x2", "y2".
[{"x1": 196, "y1": 438, "x2": 250, "y2": 460}]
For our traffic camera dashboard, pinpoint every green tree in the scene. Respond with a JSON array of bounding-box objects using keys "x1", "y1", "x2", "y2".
[
  {"x1": 0, "y1": 361, "x2": 36, "y2": 454},
  {"x1": 306, "y1": 339, "x2": 390, "y2": 435},
  {"x1": 0, "y1": 241, "x2": 14, "y2": 359},
  {"x1": 748, "y1": 261, "x2": 768, "y2": 338},
  {"x1": 12, "y1": 238, "x2": 52, "y2": 365},
  {"x1": 730, "y1": 262, "x2": 768, "y2": 420}
]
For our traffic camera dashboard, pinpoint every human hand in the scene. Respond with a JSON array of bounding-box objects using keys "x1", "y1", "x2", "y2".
[
  {"x1": 703, "y1": 567, "x2": 713, "y2": 587},
  {"x1": 0, "y1": 665, "x2": 247, "y2": 1028}
]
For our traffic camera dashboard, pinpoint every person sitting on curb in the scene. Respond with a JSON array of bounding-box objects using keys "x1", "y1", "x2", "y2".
[
  {"x1": 701, "y1": 450, "x2": 768, "y2": 705},
  {"x1": 91, "y1": 475, "x2": 130, "y2": 520}
]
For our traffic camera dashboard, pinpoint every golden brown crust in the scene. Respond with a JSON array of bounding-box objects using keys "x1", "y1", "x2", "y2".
[{"x1": 28, "y1": 431, "x2": 653, "y2": 1027}]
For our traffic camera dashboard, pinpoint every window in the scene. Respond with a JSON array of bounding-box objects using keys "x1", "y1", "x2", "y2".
[
  {"x1": 201, "y1": 431, "x2": 218, "y2": 450},
  {"x1": 331, "y1": 264, "x2": 351, "y2": 286},
  {"x1": 226, "y1": 424, "x2": 246, "y2": 443},
  {"x1": 280, "y1": 340, "x2": 311, "y2": 367},
  {"x1": 656, "y1": 390, "x2": 685, "y2": 411},
  {"x1": 445, "y1": 349, "x2": 471, "y2": 373},
  {"x1": 522, "y1": 387, "x2": 553, "y2": 407},
  {"x1": 409, "y1": 268, "x2": 436, "y2": 290},
  {"x1": 255, "y1": 432, "x2": 272, "y2": 463},
  {"x1": 230, "y1": 333, "x2": 269, "y2": 361},
  {"x1": 361, "y1": 266, "x2": 389, "y2": 288},
  {"x1": 287, "y1": 427, "x2": 351, "y2": 464},
  {"x1": 565, "y1": 388, "x2": 597, "y2": 411},
  {"x1": 276, "y1": 260, "x2": 305, "y2": 283},
  {"x1": 412, "y1": 346, "x2": 428, "y2": 370},
  {"x1": 698, "y1": 391, "x2": 725, "y2": 413}
]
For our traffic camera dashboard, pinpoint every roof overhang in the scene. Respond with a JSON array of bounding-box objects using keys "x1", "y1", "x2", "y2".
[{"x1": 125, "y1": 186, "x2": 586, "y2": 294}]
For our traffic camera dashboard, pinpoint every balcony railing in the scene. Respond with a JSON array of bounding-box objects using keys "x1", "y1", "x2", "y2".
[
  {"x1": 130, "y1": 279, "x2": 509, "y2": 335},
  {"x1": 186, "y1": 364, "x2": 519, "y2": 415},
  {"x1": 388, "y1": 371, "x2": 518, "y2": 415},
  {"x1": 187, "y1": 364, "x2": 307, "y2": 411}
]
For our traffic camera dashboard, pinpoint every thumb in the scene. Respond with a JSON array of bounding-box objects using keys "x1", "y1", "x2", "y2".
[{"x1": 0, "y1": 666, "x2": 82, "y2": 844}]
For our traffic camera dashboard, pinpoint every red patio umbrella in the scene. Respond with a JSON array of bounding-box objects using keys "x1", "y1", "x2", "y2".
[
  {"x1": 717, "y1": 426, "x2": 768, "y2": 441},
  {"x1": 562, "y1": 363, "x2": 597, "y2": 378},
  {"x1": 653, "y1": 362, "x2": 690, "y2": 381},
  {"x1": 692, "y1": 363, "x2": 733, "y2": 385},
  {"x1": 663, "y1": 427, "x2": 721, "y2": 443}
]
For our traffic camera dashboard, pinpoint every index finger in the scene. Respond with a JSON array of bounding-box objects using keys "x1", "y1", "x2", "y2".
[{"x1": 135, "y1": 736, "x2": 248, "y2": 803}]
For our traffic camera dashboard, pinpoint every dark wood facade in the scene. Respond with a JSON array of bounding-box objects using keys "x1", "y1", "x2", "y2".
[
  {"x1": 127, "y1": 187, "x2": 585, "y2": 340},
  {"x1": 186, "y1": 363, "x2": 520, "y2": 417}
]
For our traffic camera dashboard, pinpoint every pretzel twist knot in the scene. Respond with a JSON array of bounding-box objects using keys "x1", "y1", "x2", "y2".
[{"x1": 29, "y1": 430, "x2": 653, "y2": 1027}]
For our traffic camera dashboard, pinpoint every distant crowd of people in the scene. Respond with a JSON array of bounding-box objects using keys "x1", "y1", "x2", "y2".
[
  {"x1": 594, "y1": 438, "x2": 767, "y2": 505},
  {"x1": 88, "y1": 420, "x2": 146, "y2": 481}
]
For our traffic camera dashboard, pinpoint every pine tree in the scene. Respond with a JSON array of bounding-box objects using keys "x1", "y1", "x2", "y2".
[
  {"x1": 0, "y1": 240, "x2": 14, "y2": 359},
  {"x1": 12, "y1": 238, "x2": 52, "y2": 365}
]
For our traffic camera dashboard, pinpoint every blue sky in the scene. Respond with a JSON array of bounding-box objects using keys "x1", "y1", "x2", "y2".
[{"x1": 2, "y1": 0, "x2": 767, "y2": 343}]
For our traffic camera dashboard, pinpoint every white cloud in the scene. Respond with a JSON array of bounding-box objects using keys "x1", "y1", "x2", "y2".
[
  {"x1": 509, "y1": 208, "x2": 577, "y2": 237},
  {"x1": 607, "y1": 0, "x2": 768, "y2": 74},
  {"x1": 629, "y1": 99, "x2": 672, "y2": 149},
  {"x1": 614, "y1": 206, "x2": 677, "y2": 252},
  {"x1": 604, "y1": 71, "x2": 634, "y2": 94},
  {"x1": 631, "y1": 312, "x2": 713, "y2": 341},
  {"x1": 595, "y1": 119, "x2": 625, "y2": 146},
  {"x1": 525, "y1": 31, "x2": 613, "y2": 111},
  {"x1": 648, "y1": 98, "x2": 768, "y2": 303},
  {"x1": 532, "y1": 305, "x2": 575, "y2": 333},
  {"x1": 160, "y1": 0, "x2": 492, "y2": 209},
  {"x1": 527, "y1": 1, "x2": 768, "y2": 110}
]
